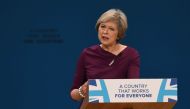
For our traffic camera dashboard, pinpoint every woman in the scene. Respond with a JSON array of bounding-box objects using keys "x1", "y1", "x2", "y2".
[{"x1": 70, "y1": 9, "x2": 140, "y2": 102}]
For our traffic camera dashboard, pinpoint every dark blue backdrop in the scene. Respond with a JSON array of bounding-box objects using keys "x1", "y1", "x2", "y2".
[{"x1": 0, "y1": 0, "x2": 189, "y2": 109}]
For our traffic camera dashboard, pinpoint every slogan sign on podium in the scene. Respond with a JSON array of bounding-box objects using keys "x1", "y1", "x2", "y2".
[{"x1": 88, "y1": 79, "x2": 177, "y2": 103}]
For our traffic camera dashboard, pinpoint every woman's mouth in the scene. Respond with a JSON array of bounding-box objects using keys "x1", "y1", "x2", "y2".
[{"x1": 102, "y1": 36, "x2": 109, "y2": 40}]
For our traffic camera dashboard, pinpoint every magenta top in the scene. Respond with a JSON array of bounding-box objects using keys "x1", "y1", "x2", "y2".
[{"x1": 71, "y1": 45, "x2": 140, "y2": 90}]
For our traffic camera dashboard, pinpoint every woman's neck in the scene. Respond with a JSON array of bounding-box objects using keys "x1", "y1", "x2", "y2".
[{"x1": 100, "y1": 43, "x2": 120, "y2": 54}]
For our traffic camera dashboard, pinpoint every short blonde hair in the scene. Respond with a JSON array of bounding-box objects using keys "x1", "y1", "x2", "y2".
[{"x1": 95, "y1": 9, "x2": 128, "y2": 40}]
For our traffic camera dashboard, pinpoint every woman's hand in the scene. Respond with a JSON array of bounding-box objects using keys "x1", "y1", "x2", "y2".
[
  {"x1": 70, "y1": 81, "x2": 88, "y2": 101},
  {"x1": 79, "y1": 81, "x2": 88, "y2": 97}
]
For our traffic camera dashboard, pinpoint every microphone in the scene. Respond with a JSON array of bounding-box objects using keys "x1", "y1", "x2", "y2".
[{"x1": 109, "y1": 59, "x2": 115, "y2": 66}]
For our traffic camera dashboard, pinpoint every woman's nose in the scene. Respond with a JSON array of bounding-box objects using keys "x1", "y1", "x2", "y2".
[{"x1": 103, "y1": 29, "x2": 108, "y2": 34}]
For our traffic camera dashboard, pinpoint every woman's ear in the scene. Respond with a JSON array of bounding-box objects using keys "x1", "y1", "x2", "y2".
[{"x1": 116, "y1": 36, "x2": 120, "y2": 41}]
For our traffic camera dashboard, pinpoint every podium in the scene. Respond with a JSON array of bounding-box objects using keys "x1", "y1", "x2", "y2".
[{"x1": 81, "y1": 79, "x2": 177, "y2": 109}]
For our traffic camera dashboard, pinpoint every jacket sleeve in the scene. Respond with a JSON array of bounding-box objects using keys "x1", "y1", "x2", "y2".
[
  {"x1": 127, "y1": 49, "x2": 140, "y2": 78},
  {"x1": 70, "y1": 49, "x2": 87, "y2": 91}
]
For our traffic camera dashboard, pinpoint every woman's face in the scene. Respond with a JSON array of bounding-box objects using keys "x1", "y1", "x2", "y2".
[{"x1": 98, "y1": 20, "x2": 119, "y2": 46}]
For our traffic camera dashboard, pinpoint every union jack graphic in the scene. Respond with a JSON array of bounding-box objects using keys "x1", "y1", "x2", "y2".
[
  {"x1": 88, "y1": 79, "x2": 110, "y2": 103},
  {"x1": 157, "y1": 78, "x2": 177, "y2": 102}
]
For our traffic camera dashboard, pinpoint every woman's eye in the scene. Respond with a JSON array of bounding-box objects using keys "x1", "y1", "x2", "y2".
[
  {"x1": 100, "y1": 25, "x2": 106, "y2": 28},
  {"x1": 109, "y1": 28, "x2": 114, "y2": 31}
]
